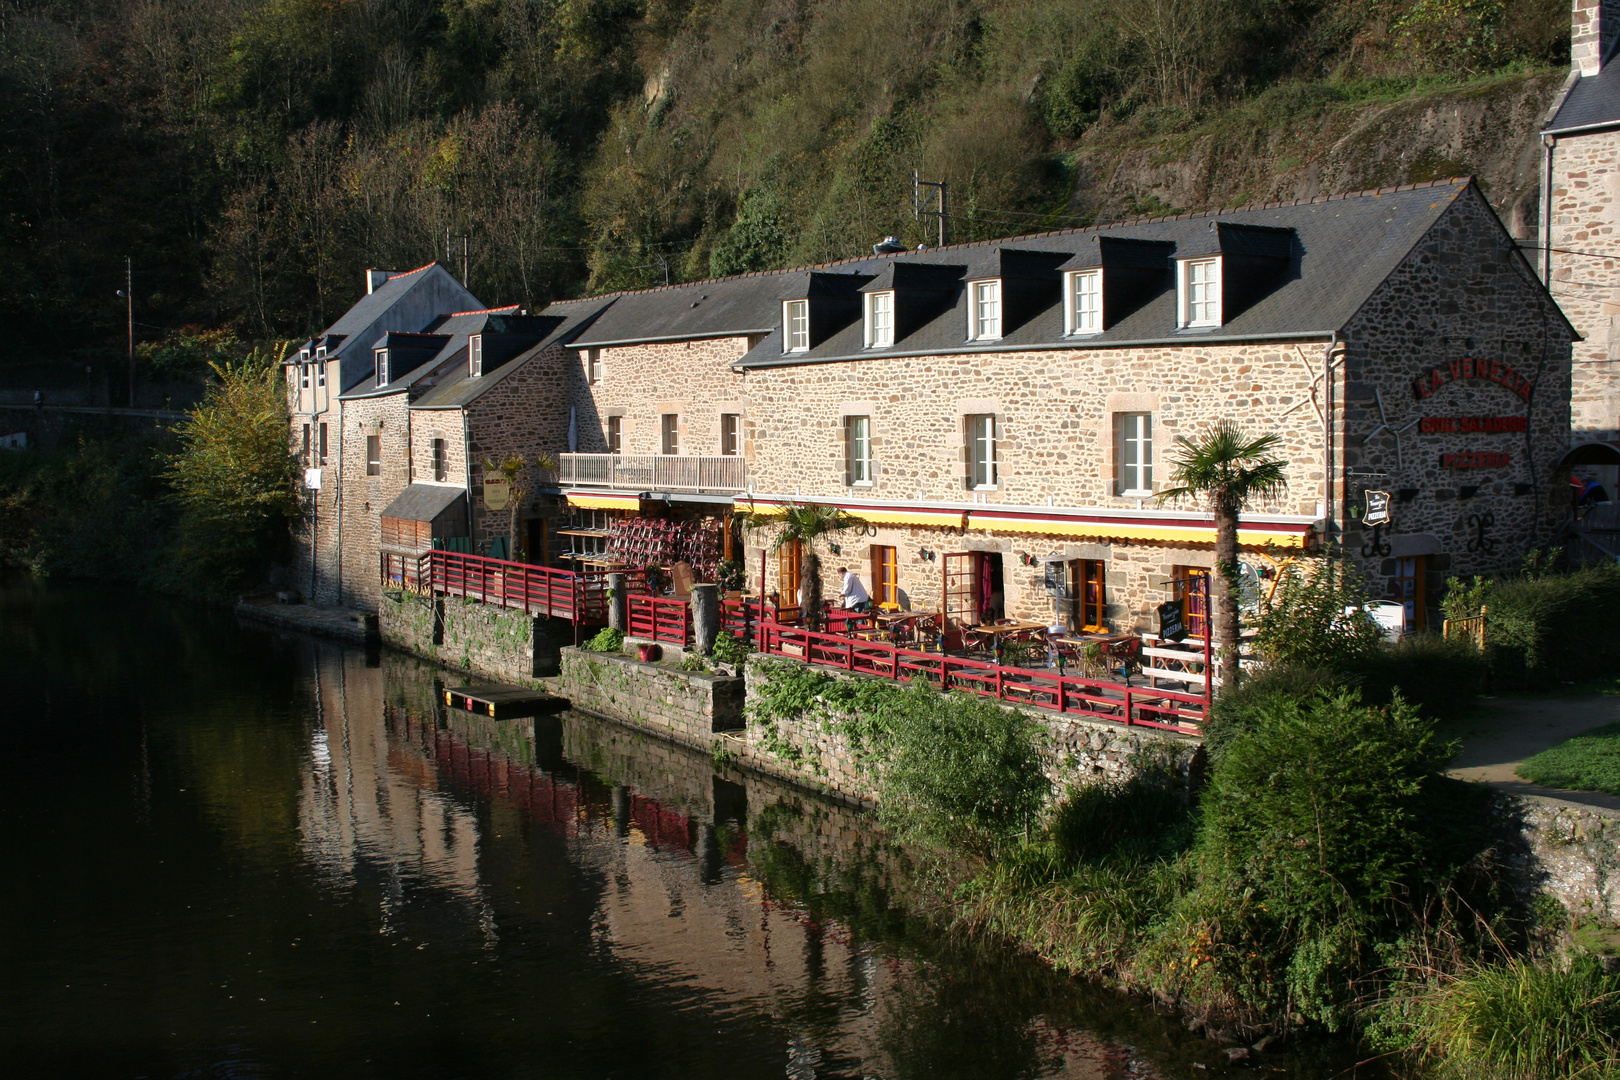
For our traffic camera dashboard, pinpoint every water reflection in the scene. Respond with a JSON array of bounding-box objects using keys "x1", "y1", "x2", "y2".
[{"x1": 0, "y1": 575, "x2": 1376, "y2": 1079}]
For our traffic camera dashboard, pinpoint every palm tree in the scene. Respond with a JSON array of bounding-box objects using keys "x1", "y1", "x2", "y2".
[
  {"x1": 483, "y1": 451, "x2": 558, "y2": 562},
  {"x1": 740, "y1": 502, "x2": 868, "y2": 631},
  {"x1": 1157, "y1": 421, "x2": 1289, "y2": 687}
]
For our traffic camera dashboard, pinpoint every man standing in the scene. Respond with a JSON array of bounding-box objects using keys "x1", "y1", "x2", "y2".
[{"x1": 837, "y1": 567, "x2": 869, "y2": 613}]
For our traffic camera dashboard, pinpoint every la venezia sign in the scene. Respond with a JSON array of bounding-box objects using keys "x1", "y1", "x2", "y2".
[{"x1": 1411, "y1": 355, "x2": 1533, "y2": 402}]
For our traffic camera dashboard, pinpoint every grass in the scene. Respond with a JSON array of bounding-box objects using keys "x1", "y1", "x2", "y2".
[{"x1": 1517, "y1": 722, "x2": 1620, "y2": 795}]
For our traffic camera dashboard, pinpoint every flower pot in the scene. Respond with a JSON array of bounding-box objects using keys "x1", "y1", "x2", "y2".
[{"x1": 637, "y1": 642, "x2": 661, "y2": 662}]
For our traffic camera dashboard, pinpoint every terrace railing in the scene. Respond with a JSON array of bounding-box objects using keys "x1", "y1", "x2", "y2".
[
  {"x1": 626, "y1": 594, "x2": 694, "y2": 646},
  {"x1": 557, "y1": 453, "x2": 748, "y2": 494}
]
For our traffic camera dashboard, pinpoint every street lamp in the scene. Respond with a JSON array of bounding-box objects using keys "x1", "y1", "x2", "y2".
[{"x1": 115, "y1": 256, "x2": 132, "y2": 409}]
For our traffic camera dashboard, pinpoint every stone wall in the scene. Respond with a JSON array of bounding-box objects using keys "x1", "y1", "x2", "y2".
[
  {"x1": 1497, "y1": 794, "x2": 1620, "y2": 924},
  {"x1": 1345, "y1": 183, "x2": 1576, "y2": 614},
  {"x1": 337, "y1": 393, "x2": 414, "y2": 609},
  {"x1": 1549, "y1": 107, "x2": 1620, "y2": 445},
  {"x1": 557, "y1": 647, "x2": 744, "y2": 748},
  {"x1": 463, "y1": 341, "x2": 576, "y2": 555},
  {"x1": 565, "y1": 335, "x2": 750, "y2": 457},
  {"x1": 737, "y1": 656, "x2": 1202, "y2": 807},
  {"x1": 378, "y1": 590, "x2": 560, "y2": 682}
]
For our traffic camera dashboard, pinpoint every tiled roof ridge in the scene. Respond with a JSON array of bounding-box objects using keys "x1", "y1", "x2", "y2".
[
  {"x1": 545, "y1": 177, "x2": 1474, "y2": 307},
  {"x1": 447, "y1": 304, "x2": 522, "y2": 317},
  {"x1": 387, "y1": 261, "x2": 439, "y2": 280},
  {"x1": 382, "y1": 330, "x2": 450, "y2": 338}
]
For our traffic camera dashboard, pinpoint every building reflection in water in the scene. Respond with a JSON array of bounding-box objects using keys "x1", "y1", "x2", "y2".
[{"x1": 287, "y1": 640, "x2": 1156, "y2": 1079}]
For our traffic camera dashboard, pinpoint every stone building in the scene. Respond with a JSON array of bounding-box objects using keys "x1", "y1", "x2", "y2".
[
  {"x1": 1541, "y1": 0, "x2": 1620, "y2": 490},
  {"x1": 544, "y1": 179, "x2": 1573, "y2": 636},
  {"x1": 288, "y1": 262, "x2": 609, "y2": 606}
]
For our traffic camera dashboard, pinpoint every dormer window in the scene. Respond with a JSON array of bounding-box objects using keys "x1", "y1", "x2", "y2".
[
  {"x1": 299, "y1": 349, "x2": 311, "y2": 363},
  {"x1": 375, "y1": 349, "x2": 389, "y2": 387},
  {"x1": 314, "y1": 344, "x2": 326, "y2": 359},
  {"x1": 1066, "y1": 270, "x2": 1102, "y2": 335},
  {"x1": 864, "y1": 291, "x2": 894, "y2": 348},
  {"x1": 783, "y1": 300, "x2": 809, "y2": 352},
  {"x1": 969, "y1": 280, "x2": 1001, "y2": 340},
  {"x1": 1179, "y1": 258, "x2": 1221, "y2": 327},
  {"x1": 469, "y1": 334, "x2": 484, "y2": 377}
]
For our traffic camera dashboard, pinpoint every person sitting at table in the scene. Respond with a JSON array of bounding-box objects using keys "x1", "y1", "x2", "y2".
[{"x1": 837, "y1": 567, "x2": 870, "y2": 613}]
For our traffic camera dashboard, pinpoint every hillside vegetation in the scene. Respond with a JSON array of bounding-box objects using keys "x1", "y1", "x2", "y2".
[{"x1": 0, "y1": 0, "x2": 1570, "y2": 361}]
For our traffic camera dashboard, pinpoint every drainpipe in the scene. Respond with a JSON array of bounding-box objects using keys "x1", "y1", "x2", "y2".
[
  {"x1": 1542, "y1": 133, "x2": 1557, "y2": 283},
  {"x1": 1323, "y1": 333, "x2": 1345, "y2": 556},
  {"x1": 463, "y1": 408, "x2": 475, "y2": 545}
]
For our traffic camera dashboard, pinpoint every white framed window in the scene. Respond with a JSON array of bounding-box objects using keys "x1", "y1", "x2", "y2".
[
  {"x1": 318, "y1": 422, "x2": 328, "y2": 466},
  {"x1": 721, "y1": 413, "x2": 741, "y2": 456},
  {"x1": 607, "y1": 416, "x2": 622, "y2": 454},
  {"x1": 585, "y1": 348, "x2": 601, "y2": 384},
  {"x1": 299, "y1": 364, "x2": 310, "y2": 390},
  {"x1": 1066, "y1": 270, "x2": 1102, "y2": 335},
  {"x1": 301, "y1": 423, "x2": 311, "y2": 463},
  {"x1": 315, "y1": 344, "x2": 327, "y2": 359},
  {"x1": 469, "y1": 334, "x2": 484, "y2": 377},
  {"x1": 966, "y1": 414, "x2": 997, "y2": 490},
  {"x1": 316, "y1": 362, "x2": 325, "y2": 388},
  {"x1": 375, "y1": 349, "x2": 389, "y2": 387},
  {"x1": 1116, "y1": 412, "x2": 1153, "y2": 495},
  {"x1": 1180, "y1": 258, "x2": 1220, "y2": 327},
  {"x1": 864, "y1": 291, "x2": 894, "y2": 348},
  {"x1": 783, "y1": 300, "x2": 810, "y2": 352},
  {"x1": 969, "y1": 279, "x2": 1002, "y2": 339},
  {"x1": 299, "y1": 348, "x2": 311, "y2": 363},
  {"x1": 661, "y1": 413, "x2": 679, "y2": 455},
  {"x1": 845, "y1": 415, "x2": 873, "y2": 485},
  {"x1": 432, "y1": 437, "x2": 447, "y2": 482},
  {"x1": 366, "y1": 435, "x2": 381, "y2": 477}
]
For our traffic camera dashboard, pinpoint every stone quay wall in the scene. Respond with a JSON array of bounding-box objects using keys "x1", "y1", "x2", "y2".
[
  {"x1": 1495, "y1": 794, "x2": 1620, "y2": 925},
  {"x1": 378, "y1": 590, "x2": 560, "y2": 682},
  {"x1": 557, "y1": 647, "x2": 744, "y2": 749}
]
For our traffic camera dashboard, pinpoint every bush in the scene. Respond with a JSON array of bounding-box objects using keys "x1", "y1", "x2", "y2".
[
  {"x1": 877, "y1": 685, "x2": 1051, "y2": 859},
  {"x1": 1207, "y1": 663, "x2": 1343, "y2": 765},
  {"x1": 583, "y1": 627, "x2": 624, "y2": 653},
  {"x1": 708, "y1": 629, "x2": 750, "y2": 668},
  {"x1": 1251, "y1": 558, "x2": 1384, "y2": 670},
  {"x1": 1482, "y1": 563, "x2": 1620, "y2": 687},
  {"x1": 1049, "y1": 768, "x2": 1192, "y2": 864},
  {"x1": 1352, "y1": 633, "x2": 1488, "y2": 721}
]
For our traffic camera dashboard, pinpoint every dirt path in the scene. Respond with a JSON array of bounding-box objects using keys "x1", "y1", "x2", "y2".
[{"x1": 1446, "y1": 695, "x2": 1620, "y2": 811}]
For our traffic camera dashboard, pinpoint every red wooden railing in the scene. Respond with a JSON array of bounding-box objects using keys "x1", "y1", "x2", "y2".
[
  {"x1": 627, "y1": 594, "x2": 693, "y2": 645},
  {"x1": 755, "y1": 621, "x2": 1207, "y2": 735}
]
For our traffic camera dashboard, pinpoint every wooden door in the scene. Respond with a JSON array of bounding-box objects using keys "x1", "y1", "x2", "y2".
[
  {"x1": 1074, "y1": 560, "x2": 1107, "y2": 632},
  {"x1": 1174, "y1": 567, "x2": 1210, "y2": 640},
  {"x1": 870, "y1": 545, "x2": 897, "y2": 608},
  {"x1": 1396, "y1": 557, "x2": 1425, "y2": 631},
  {"x1": 943, "y1": 552, "x2": 980, "y2": 627}
]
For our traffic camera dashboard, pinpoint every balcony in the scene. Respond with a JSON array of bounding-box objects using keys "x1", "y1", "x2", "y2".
[{"x1": 557, "y1": 453, "x2": 748, "y2": 495}]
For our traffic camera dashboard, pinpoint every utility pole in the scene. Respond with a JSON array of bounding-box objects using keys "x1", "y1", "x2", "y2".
[
  {"x1": 116, "y1": 257, "x2": 134, "y2": 408},
  {"x1": 914, "y1": 171, "x2": 948, "y2": 248}
]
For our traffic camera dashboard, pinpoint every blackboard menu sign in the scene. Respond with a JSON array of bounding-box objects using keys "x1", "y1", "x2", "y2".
[
  {"x1": 1158, "y1": 598, "x2": 1188, "y2": 643},
  {"x1": 1043, "y1": 560, "x2": 1066, "y2": 597}
]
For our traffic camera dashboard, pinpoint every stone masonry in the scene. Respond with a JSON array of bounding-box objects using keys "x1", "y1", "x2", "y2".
[{"x1": 1548, "y1": 124, "x2": 1620, "y2": 445}]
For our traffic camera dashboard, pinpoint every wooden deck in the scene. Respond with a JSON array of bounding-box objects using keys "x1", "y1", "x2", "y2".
[{"x1": 444, "y1": 684, "x2": 567, "y2": 718}]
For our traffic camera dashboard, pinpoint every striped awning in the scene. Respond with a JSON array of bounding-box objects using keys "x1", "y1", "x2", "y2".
[
  {"x1": 970, "y1": 513, "x2": 1311, "y2": 548},
  {"x1": 565, "y1": 492, "x2": 643, "y2": 511}
]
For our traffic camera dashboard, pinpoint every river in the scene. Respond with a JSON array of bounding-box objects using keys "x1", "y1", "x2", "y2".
[{"x1": 0, "y1": 576, "x2": 1375, "y2": 1078}]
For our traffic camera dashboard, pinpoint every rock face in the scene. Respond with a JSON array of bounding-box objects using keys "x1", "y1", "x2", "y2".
[{"x1": 1070, "y1": 72, "x2": 1564, "y2": 234}]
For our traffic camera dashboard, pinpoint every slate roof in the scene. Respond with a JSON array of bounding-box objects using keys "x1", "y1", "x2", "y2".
[
  {"x1": 340, "y1": 307, "x2": 525, "y2": 401},
  {"x1": 409, "y1": 301, "x2": 614, "y2": 410},
  {"x1": 299, "y1": 263, "x2": 482, "y2": 392},
  {"x1": 539, "y1": 179, "x2": 1535, "y2": 370},
  {"x1": 1547, "y1": 63, "x2": 1620, "y2": 132},
  {"x1": 378, "y1": 483, "x2": 466, "y2": 523}
]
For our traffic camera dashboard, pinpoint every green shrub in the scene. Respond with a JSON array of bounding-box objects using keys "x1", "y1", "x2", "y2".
[
  {"x1": 1393, "y1": 954, "x2": 1620, "y2": 1080},
  {"x1": 708, "y1": 629, "x2": 750, "y2": 668},
  {"x1": 1251, "y1": 558, "x2": 1384, "y2": 670},
  {"x1": 877, "y1": 686, "x2": 1051, "y2": 859},
  {"x1": 1207, "y1": 663, "x2": 1342, "y2": 764},
  {"x1": 583, "y1": 627, "x2": 624, "y2": 653},
  {"x1": 1482, "y1": 563, "x2": 1620, "y2": 687},
  {"x1": 1352, "y1": 633, "x2": 1487, "y2": 720},
  {"x1": 1049, "y1": 770, "x2": 1192, "y2": 864},
  {"x1": 1198, "y1": 688, "x2": 1451, "y2": 921}
]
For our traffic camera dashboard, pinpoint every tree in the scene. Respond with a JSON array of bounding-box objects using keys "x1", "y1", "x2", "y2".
[
  {"x1": 741, "y1": 502, "x2": 867, "y2": 630},
  {"x1": 1157, "y1": 420, "x2": 1288, "y2": 686},
  {"x1": 163, "y1": 348, "x2": 302, "y2": 592},
  {"x1": 483, "y1": 451, "x2": 557, "y2": 562}
]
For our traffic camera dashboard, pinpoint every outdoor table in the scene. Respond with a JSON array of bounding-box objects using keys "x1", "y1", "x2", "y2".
[
  {"x1": 963, "y1": 620, "x2": 1047, "y2": 658},
  {"x1": 823, "y1": 608, "x2": 873, "y2": 633},
  {"x1": 860, "y1": 611, "x2": 923, "y2": 643}
]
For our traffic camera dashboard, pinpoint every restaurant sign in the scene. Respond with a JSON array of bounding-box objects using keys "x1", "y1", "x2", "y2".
[
  {"x1": 1363, "y1": 489, "x2": 1391, "y2": 526},
  {"x1": 483, "y1": 475, "x2": 510, "y2": 510},
  {"x1": 1440, "y1": 451, "x2": 1509, "y2": 469},
  {"x1": 1419, "y1": 415, "x2": 1527, "y2": 433},
  {"x1": 1411, "y1": 356, "x2": 1533, "y2": 402},
  {"x1": 1157, "y1": 598, "x2": 1189, "y2": 643}
]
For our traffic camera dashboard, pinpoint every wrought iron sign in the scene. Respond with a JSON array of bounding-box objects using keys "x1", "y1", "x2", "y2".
[
  {"x1": 1360, "y1": 522, "x2": 1392, "y2": 559},
  {"x1": 1411, "y1": 356, "x2": 1534, "y2": 402},
  {"x1": 1363, "y1": 489, "x2": 1392, "y2": 527},
  {"x1": 1466, "y1": 512, "x2": 1496, "y2": 554}
]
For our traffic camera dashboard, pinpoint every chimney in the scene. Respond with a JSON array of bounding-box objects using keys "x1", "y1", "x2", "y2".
[
  {"x1": 365, "y1": 269, "x2": 391, "y2": 294},
  {"x1": 1572, "y1": 0, "x2": 1620, "y2": 76}
]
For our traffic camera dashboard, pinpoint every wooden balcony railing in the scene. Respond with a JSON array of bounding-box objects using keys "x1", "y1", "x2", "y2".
[{"x1": 557, "y1": 452, "x2": 747, "y2": 494}]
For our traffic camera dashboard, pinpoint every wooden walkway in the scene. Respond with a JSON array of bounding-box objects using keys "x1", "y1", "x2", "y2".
[{"x1": 444, "y1": 684, "x2": 567, "y2": 718}]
